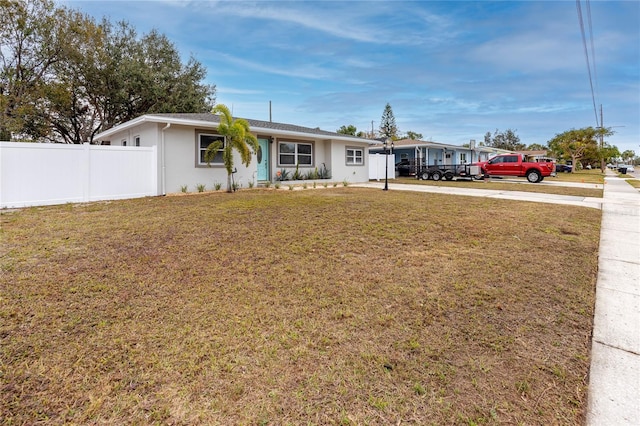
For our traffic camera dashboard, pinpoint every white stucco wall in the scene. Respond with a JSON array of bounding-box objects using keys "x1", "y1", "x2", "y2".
[
  {"x1": 162, "y1": 125, "x2": 257, "y2": 193},
  {"x1": 329, "y1": 140, "x2": 370, "y2": 184},
  {"x1": 100, "y1": 120, "x2": 371, "y2": 192},
  {"x1": 265, "y1": 137, "x2": 369, "y2": 184}
]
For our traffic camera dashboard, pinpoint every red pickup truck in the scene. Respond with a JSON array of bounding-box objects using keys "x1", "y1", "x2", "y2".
[{"x1": 476, "y1": 154, "x2": 556, "y2": 183}]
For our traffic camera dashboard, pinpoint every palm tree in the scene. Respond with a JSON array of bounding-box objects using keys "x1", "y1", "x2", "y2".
[{"x1": 204, "y1": 104, "x2": 258, "y2": 192}]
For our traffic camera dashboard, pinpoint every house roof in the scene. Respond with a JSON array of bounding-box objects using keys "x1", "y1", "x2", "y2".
[
  {"x1": 94, "y1": 113, "x2": 375, "y2": 144},
  {"x1": 369, "y1": 138, "x2": 513, "y2": 153},
  {"x1": 516, "y1": 150, "x2": 549, "y2": 156}
]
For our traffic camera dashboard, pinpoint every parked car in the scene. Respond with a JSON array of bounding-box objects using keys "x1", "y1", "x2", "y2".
[
  {"x1": 395, "y1": 159, "x2": 414, "y2": 177},
  {"x1": 556, "y1": 164, "x2": 573, "y2": 173},
  {"x1": 617, "y1": 164, "x2": 635, "y2": 173}
]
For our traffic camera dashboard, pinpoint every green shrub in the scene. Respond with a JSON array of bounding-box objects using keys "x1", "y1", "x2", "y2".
[
  {"x1": 319, "y1": 163, "x2": 331, "y2": 179},
  {"x1": 276, "y1": 169, "x2": 290, "y2": 181},
  {"x1": 291, "y1": 164, "x2": 303, "y2": 180}
]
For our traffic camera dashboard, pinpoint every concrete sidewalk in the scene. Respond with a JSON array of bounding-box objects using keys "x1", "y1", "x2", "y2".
[
  {"x1": 587, "y1": 174, "x2": 640, "y2": 425},
  {"x1": 355, "y1": 176, "x2": 640, "y2": 424}
]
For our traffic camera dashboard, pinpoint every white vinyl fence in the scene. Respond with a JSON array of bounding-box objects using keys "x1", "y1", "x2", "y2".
[
  {"x1": 0, "y1": 142, "x2": 157, "y2": 208},
  {"x1": 368, "y1": 153, "x2": 396, "y2": 181}
]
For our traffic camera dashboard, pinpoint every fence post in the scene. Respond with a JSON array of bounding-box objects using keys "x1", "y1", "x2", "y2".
[{"x1": 83, "y1": 143, "x2": 90, "y2": 202}]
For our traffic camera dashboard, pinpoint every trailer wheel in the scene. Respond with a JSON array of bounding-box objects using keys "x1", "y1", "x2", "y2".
[
  {"x1": 421, "y1": 172, "x2": 429, "y2": 180},
  {"x1": 526, "y1": 170, "x2": 542, "y2": 183},
  {"x1": 444, "y1": 172, "x2": 454, "y2": 181},
  {"x1": 431, "y1": 171, "x2": 442, "y2": 181}
]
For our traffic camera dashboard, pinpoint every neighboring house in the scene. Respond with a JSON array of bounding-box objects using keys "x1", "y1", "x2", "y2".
[
  {"x1": 94, "y1": 113, "x2": 374, "y2": 194},
  {"x1": 369, "y1": 139, "x2": 511, "y2": 167},
  {"x1": 516, "y1": 150, "x2": 553, "y2": 161}
]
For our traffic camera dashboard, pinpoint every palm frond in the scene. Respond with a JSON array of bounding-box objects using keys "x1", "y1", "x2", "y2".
[
  {"x1": 212, "y1": 104, "x2": 233, "y2": 126},
  {"x1": 208, "y1": 103, "x2": 260, "y2": 185},
  {"x1": 204, "y1": 141, "x2": 223, "y2": 165}
]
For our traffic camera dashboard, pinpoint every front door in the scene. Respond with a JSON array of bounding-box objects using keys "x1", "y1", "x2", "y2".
[
  {"x1": 257, "y1": 138, "x2": 269, "y2": 181},
  {"x1": 444, "y1": 151, "x2": 452, "y2": 166}
]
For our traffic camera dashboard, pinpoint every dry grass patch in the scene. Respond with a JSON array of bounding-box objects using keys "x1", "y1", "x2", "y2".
[
  {"x1": 552, "y1": 169, "x2": 604, "y2": 184},
  {"x1": 625, "y1": 178, "x2": 640, "y2": 189},
  {"x1": 1, "y1": 189, "x2": 601, "y2": 424}
]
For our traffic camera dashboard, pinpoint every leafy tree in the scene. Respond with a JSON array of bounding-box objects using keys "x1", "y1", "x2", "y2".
[
  {"x1": 527, "y1": 143, "x2": 548, "y2": 151},
  {"x1": 598, "y1": 143, "x2": 620, "y2": 168},
  {"x1": 379, "y1": 103, "x2": 398, "y2": 140},
  {"x1": 621, "y1": 150, "x2": 636, "y2": 162},
  {"x1": 547, "y1": 127, "x2": 613, "y2": 173},
  {"x1": 57, "y1": 22, "x2": 214, "y2": 143},
  {"x1": 336, "y1": 125, "x2": 368, "y2": 138},
  {"x1": 405, "y1": 130, "x2": 423, "y2": 140},
  {"x1": 0, "y1": 0, "x2": 215, "y2": 143},
  {"x1": 483, "y1": 129, "x2": 525, "y2": 151},
  {"x1": 205, "y1": 104, "x2": 258, "y2": 193},
  {"x1": 40, "y1": 9, "x2": 106, "y2": 143},
  {"x1": 337, "y1": 125, "x2": 357, "y2": 136},
  {"x1": 0, "y1": 0, "x2": 66, "y2": 140}
]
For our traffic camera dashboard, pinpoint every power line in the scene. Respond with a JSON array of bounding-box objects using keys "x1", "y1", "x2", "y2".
[
  {"x1": 576, "y1": 0, "x2": 599, "y2": 127},
  {"x1": 585, "y1": 0, "x2": 599, "y2": 103}
]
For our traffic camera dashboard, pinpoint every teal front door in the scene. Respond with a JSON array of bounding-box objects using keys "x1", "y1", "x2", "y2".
[{"x1": 257, "y1": 138, "x2": 269, "y2": 181}]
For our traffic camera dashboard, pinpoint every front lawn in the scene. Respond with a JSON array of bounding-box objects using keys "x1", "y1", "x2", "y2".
[
  {"x1": 552, "y1": 169, "x2": 604, "y2": 184},
  {"x1": 1, "y1": 189, "x2": 601, "y2": 424}
]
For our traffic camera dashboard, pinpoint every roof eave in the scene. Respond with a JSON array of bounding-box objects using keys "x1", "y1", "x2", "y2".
[{"x1": 95, "y1": 114, "x2": 374, "y2": 145}]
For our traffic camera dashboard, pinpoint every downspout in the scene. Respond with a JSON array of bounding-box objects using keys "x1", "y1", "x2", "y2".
[{"x1": 161, "y1": 123, "x2": 171, "y2": 195}]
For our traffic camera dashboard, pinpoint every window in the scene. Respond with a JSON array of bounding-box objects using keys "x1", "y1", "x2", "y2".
[
  {"x1": 197, "y1": 133, "x2": 225, "y2": 166},
  {"x1": 121, "y1": 139, "x2": 127, "y2": 146},
  {"x1": 460, "y1": 153, "x2": 467, "y2": 163},
  {"x1": 505, "y1": 155, "x2": 518, "y2": 163},
  {"x1": 278, "y1": 142, "x2": 312, "y2": 166},
  {"x1": 134, "y1": 136, "x2": 140, "y2": 147},
  {"x1": 346, "y1": 147, "x2": 364, "y2": 165}
]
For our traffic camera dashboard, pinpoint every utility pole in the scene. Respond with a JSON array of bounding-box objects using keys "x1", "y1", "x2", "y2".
[{"x1": 600, "y1": 105, "x2": 605, "y2": 172}]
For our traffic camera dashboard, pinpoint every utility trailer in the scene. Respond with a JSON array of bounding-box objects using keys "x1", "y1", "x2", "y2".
[{"x1": 413, "y1": 163, "x2": 482, "y2": 181}]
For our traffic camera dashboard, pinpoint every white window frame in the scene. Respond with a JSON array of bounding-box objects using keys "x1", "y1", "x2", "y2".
[
  {"x1": 278, "y1": 141, "x2": 313, "y2": 167},
  {"x1": 121, "y1": 139, "x2": 127, "y2": 146},
  {"x1": 196, "y1": 132, "x2": 225, "y2": 167},
  {"x1": 459, "y1": 152, "x2": 467, "y2": 163},
  {"x1": 134, "y1": 135, "x2": 140, "y2": 147},
  {"x1": 346, "y1": 147, "x2": 364, "y2": 165}
]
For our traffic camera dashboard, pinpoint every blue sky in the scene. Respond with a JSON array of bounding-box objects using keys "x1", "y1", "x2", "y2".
[{"x1": 65, "y1": 1, "x2": 639, "y2": 154}]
